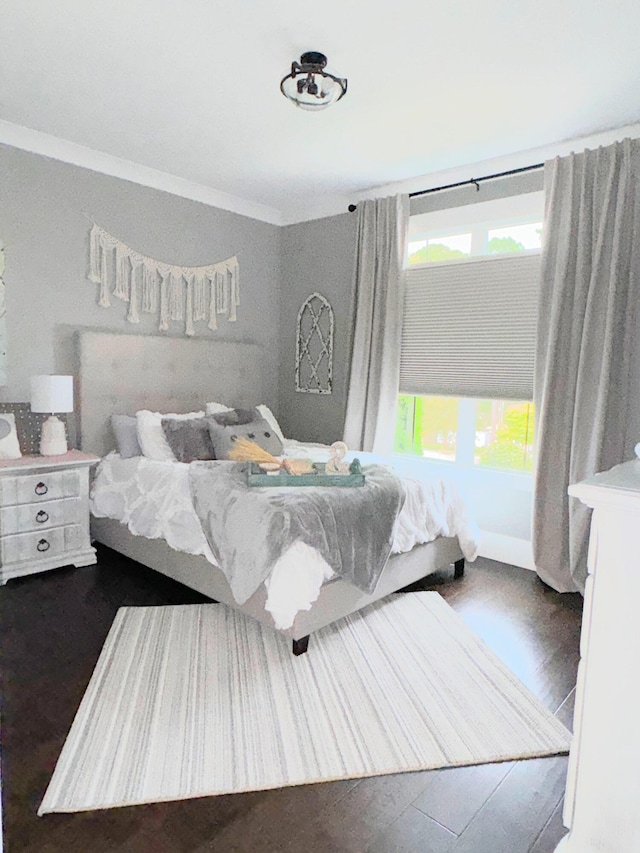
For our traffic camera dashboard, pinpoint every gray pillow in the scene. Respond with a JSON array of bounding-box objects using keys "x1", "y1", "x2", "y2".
[
  {"x1": 161, "y1": 417, "x2": 216, "y2": 463},
  {"x1": 111, "y1": 414, "x2": 142, "y2": 459},
  {"x1": 209, "y1": 407, "x2": 260, "y2": 428},
  {"x1": 208, "y1": 414, "x2": 283, "y2": 460}
]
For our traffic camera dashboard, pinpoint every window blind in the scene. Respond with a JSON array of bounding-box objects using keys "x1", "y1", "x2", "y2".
[{"x1": 400, "y1": 252, "x2": 541, "y2": 400}]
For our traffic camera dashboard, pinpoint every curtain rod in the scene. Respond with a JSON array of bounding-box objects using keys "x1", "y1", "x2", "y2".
[{"x1": 347, "y1": 162, "x2": 544, "y2": 212}]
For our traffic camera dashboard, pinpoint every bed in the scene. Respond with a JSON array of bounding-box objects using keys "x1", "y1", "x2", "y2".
[{"x1": 79, "y1": 331, "x2": 478, "y2": 654}]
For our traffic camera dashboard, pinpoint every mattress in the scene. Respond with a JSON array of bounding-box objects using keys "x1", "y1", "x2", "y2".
[{"x1": 90, "y1": 442, "x2": 479, "y2": 629}]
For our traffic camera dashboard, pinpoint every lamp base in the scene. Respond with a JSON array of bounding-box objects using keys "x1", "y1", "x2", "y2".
[{"x1": 40, "y1": 415, "x2": 68, "y2": 456}]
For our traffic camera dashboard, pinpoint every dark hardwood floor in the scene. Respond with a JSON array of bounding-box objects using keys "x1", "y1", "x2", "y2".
[{"x1": 1, "y1": 548, "x2": 583, "y2": 852}]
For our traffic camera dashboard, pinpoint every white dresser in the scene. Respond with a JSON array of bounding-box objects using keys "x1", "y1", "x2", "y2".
[
  {"x1": 556, "y1": 460, "x2": 640, "y2": 852},
  {"x1": 0, "y1": 450, "x2": 99, "y2": 584}
]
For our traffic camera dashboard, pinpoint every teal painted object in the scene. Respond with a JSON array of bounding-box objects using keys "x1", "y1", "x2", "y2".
[{"x1": 247, "y1": 460, "x2": 365, "y2": 488}]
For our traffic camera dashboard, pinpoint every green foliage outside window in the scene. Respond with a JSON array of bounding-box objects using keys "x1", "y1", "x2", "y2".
[
  {"x1": 474, "y1": 401, "x2": 534, "y2": 471},
  {"x1": 487, "y1": 236, "x2": 525, "y2": 254},
  {"x1": 394, "y1": 395, "x2": 535, "y2": 472},
  {"x1": 394, "y1": 395, "x2": 458, "y2": 458},
  {"x1": 408, "y1": 243, "x2": 467, "y2": 265},
  {"x1": 409, "y1": 235, "x2": 530, "y2": 265}
]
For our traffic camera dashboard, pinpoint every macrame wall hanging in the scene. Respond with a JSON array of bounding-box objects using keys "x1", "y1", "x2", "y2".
[
  {"x1": 295, "y1": 292, "x2": 334, "y2": 394},
  {"x1": 87, "y1": 223, "x2": 239, "y2": 336}
]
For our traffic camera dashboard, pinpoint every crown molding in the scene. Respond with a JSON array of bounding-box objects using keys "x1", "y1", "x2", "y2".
[
  {"x1": 354, "y1": 121, "x2": 640, "y2": 205},
  {"x1": 0, "y1": 120, "x2": 284, "y2": 226}
]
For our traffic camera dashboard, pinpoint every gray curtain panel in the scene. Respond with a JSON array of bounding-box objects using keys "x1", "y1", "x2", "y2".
[
  {"x1": 343, "y1": 194, "x2": 409, "y2": 453},
  {"x1": 533, "y1": 138, "x2": 640, "y2": 593}
]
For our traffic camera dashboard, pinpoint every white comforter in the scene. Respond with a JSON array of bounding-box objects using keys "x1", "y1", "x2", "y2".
[{"x1": 90, "y1": 442, "x2": 479, "y2": 629}]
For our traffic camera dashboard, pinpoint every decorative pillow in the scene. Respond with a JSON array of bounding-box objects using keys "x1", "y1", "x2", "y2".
[
  {"x1": 111, "y1": 414, "x2": 142, "y2": 459},
  {"x1": 209, "y1": 407, "x2": 260, "y2": 428},
  {"x1": 208, "y1": 411, "x2": 284, "y2": 460},
  {"x1": 205, "y1": 402, "x2": 286, "y2": 444},
  {"x1": 136, "y1": 410, "x2": 205, "y2": 461},
  {"x1": 161, "y1": 417, "x2": 216, "y2": 463},
  {"x1": 0, "y1": 412, "x2": 21, "y2": 459}
]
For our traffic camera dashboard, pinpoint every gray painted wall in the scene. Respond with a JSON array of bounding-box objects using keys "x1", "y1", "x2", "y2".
[
  {"x1": 0, "y1": 144, "x2": 281, "y2": 443},
  {"x1": 278, "y1": 212, "x2": 357, "y2": 443}
]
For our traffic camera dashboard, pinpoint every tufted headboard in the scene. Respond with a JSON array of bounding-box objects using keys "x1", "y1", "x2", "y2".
[{"x1": 78, "y1": 331, "x2": 268, "y2": 457}]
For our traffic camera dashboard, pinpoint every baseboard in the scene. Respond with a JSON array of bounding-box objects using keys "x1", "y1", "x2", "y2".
[{"x1": 478, "y1": 531, "x2": 535, "y2": 571}]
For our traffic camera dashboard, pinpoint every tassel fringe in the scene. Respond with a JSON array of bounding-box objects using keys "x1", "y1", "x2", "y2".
[{"x1": 87, "y1": 223, "x2": 239, "y2": 335}]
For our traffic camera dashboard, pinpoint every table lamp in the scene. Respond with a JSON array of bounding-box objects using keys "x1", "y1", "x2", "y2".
[{"x1": 30, "y1": 375, "x2": 74, "y2": 455}]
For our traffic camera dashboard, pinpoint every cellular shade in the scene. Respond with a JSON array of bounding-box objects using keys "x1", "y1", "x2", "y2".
[
  {"x1": 400, "y1": 252, "x2": 541, "y2": 400},
  {"x1": 30, "y1": 375, "x2": 74, "y2": 413}
]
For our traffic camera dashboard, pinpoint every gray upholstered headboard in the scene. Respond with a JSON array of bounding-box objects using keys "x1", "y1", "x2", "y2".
[{"x1": 78, "y1": 331, "x2": 268, "y2": 456}]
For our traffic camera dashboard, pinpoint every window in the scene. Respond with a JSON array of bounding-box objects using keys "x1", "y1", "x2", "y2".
[
  {"x1": 394, "y1": 395, "x2": 535, "y2": 473},
  {"x1": 408, "y1": 233, "x2": 472, "y2": 264},
  {"x1": 397, "y1": 192, "x2": 542, "y2": 474},
  {"x1": 408, "y1": 192, "x2": 543, "y2": 265},
  {"x1": 395, "y1": 395, "x2": 458, "y2": 461}
]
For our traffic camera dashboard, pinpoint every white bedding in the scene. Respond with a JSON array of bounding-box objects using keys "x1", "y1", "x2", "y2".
[{"x1": 90, "y1": 442, "x2": 479, "y2": 629}]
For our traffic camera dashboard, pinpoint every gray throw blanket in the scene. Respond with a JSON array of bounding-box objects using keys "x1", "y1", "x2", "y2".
[{"x1": 188, "y1": 461, "x2": 405, "y2": 605}]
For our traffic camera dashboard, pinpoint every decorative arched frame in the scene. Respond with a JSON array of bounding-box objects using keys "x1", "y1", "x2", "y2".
[{"x1": 295, "y1": 292, "x2": 334, "y2": 394}]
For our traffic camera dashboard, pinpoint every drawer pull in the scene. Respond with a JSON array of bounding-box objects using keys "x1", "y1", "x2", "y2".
[
  {"x1": 36, "y1": 510, "x2": 49, "y2": 524},
  {"x1": 37, "y1": 538, "x2": 50, "y2": 552},
  {"x1": 35, "y1": 482, "x2": 49, "y2": 496}
]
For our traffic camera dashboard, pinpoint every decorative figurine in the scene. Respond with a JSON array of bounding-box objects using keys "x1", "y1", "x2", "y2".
[
  {"x1": 326, "y1": 440, "x2": 350, "y2": 474},
  {"x1": 349, "y1": 458, "x2": 362, "y2": 476}
]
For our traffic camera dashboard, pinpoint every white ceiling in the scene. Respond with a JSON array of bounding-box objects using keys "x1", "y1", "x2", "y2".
[{"x1": 2, "y1": 0, "x2": 640, "y2": 225}]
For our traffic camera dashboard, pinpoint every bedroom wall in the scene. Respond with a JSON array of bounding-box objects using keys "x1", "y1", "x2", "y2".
[
  {"x1": 278, "y1": 212, "x2": 357, "y2": 443},
  {"x1": 0, "y1": 144, "x2": 281, "y2": 444}
]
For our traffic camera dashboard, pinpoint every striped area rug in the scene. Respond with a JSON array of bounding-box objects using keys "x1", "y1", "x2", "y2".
[{"x1": 39, "y1": 592, "x2": 571, "y2": 814}]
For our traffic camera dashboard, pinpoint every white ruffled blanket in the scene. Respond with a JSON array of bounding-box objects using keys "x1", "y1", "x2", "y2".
[{"x1": 90, "y1": 442, "x2": 479, "y2": 629}]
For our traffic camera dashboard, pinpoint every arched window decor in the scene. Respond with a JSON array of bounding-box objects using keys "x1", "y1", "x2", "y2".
[{"x1": 295, "y1": 292, "x2": 334, "y2": 394}]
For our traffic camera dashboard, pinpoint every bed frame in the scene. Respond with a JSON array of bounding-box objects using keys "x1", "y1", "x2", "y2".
[{"x1": 78, "y1": 331, "x2": 464, "y2": 653}]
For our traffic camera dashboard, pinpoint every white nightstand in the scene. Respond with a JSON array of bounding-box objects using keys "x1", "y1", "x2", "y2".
[{"x1": 0, "y1": 450, "x2": 99, "y2": 584}]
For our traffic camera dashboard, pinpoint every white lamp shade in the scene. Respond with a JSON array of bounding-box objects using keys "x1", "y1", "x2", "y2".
[{"x1": 30, "y1": 375, "x2": 74, "y2": 414}]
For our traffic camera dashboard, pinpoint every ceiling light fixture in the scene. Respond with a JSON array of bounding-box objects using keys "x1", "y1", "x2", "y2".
[{"x1": 280, "y1": 51, "x2": 347, "y2": 111}]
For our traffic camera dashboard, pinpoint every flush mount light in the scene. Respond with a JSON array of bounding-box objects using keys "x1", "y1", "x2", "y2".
[{"x1": 280, "y1": 51, "x2": 347, "y2": 111}]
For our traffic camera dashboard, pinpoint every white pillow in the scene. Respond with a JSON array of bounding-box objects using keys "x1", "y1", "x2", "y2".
[
  {"x1": 136, "y1": 410, "x2": 204, "y2": 461},
  {"x1": 205, "y1": 402, "x2": 286, "y2": 443},
  {"x1": 205, "y1": 402, "x2": 232, "y2": 417},
  {"x1": 0, "y1": 412, "x2": 21, "y2": 459}
]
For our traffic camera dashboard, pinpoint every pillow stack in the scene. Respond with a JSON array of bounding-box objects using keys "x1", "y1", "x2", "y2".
[{"x1": 111, "y1": 404, "x2": 286, "y2": 463}]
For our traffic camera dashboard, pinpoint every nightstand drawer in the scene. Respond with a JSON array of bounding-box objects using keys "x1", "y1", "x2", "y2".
[
  {"x1": 0, "y1": 497, "x2": 82, "y2": 535},
  {"x1": 0, "y1": 470, "x2": 81, "y2": 506},
  {"x1": 0, "y1": 525, "x2": 84, "y2": 566}
]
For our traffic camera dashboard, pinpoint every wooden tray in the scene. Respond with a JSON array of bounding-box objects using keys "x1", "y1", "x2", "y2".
[{"x1": 247, "y1": 461, "x2": 365, "y2": 487}]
